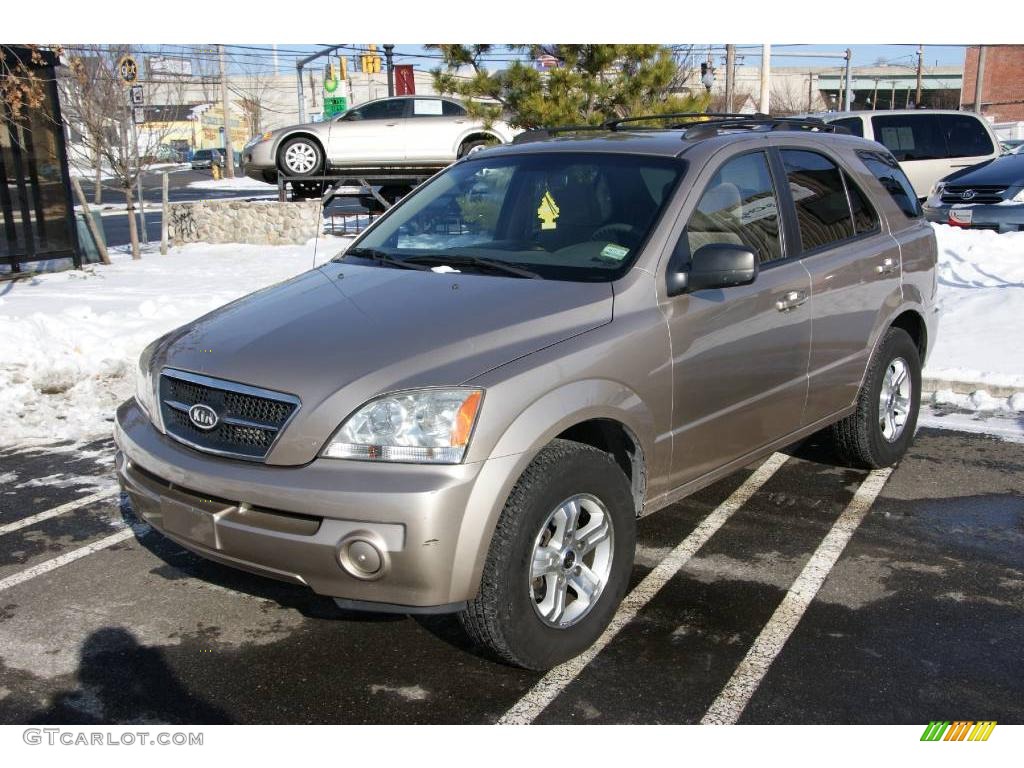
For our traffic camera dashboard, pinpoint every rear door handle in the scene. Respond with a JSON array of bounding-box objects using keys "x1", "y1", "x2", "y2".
[
  {"x1": 775, "y1": 290, "x2": 808, "y2": 312},
  {"x1": 875, "y1": 257, "x2": 898, "y2": 275}
]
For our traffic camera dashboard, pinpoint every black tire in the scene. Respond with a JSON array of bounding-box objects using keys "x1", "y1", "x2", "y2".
[
  {"x1": 458, "y1": 139, "x2": 493, "y2": 158},
  {"x1": 459, "y1": 439, "x2": 635, "y2": 670},
  {"x1": 277, "y1": 136, "x2": 323, "y2": 179},
  {"x1": 830, "y1": 327, "x2": 921, "y2": 469}
]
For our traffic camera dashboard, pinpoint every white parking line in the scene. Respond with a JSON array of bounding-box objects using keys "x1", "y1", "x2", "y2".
[
  {"x1": 700, "y1": 467, "x2": 893, "y2": 725},
  {"x1": 0, "y1": 488, "x2": 120, "y2": 537},
  {"x1": 0, "y1": 522, "x2": 150, "y2": 593},
  {"x1": 498, "y1": 452, "x2": 790, "y2": 725}
]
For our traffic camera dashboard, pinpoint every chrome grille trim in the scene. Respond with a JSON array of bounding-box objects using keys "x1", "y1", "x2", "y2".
[{"x1": 159, "y1": 368, "x2": 301, "y2": 462}]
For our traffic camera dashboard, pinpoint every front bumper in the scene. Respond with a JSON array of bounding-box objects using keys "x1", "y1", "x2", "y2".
[
  {"x1": 114, "y1": 398, "x2": 521, "y2": 610},
  {"x1": 922, "y1": 201, "x2": 1024, "y2": 232}
]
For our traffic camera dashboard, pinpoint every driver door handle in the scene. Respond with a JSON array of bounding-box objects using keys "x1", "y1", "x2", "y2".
[{"x1": 775, "y1": 290, "x2": 808, "y2": 312}]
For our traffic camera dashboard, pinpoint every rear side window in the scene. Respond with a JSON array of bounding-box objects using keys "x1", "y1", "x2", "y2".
[
  {"x1": 871, "y1": 113, "x2": 994, "y2": 160},
  {"x1": 684, "y1": 151, "x2": 783, "y2": 264},
  {"x1": 830, "y1": 117, "x2": 864, "y2": 137},
  {"x1": 871, "y1": 114, "x2": 945, "y2": 161},
  {"x1": 844, "y1": 172, "x2": 879, "y2": 233},
  {"x1": 781, "y1": 149, "x2": 856, "y2": 251},
  {"x1": 856, "y1": 150, "x2": 922, "y2": 218}
]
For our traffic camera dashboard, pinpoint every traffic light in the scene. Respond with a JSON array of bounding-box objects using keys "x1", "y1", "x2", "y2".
[{"x1": 361, "y1": 44, "x2": 381, "y2": 74}]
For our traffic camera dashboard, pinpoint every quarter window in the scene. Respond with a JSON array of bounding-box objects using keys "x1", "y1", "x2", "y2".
[
  {"x1": 442, "y1": 100, "x2": 467, "y2": 117},
  {"x1": 684, "y1": 151, "x2": 783, "y2": 264},
  {"x1": 781, "y1": 149, "x2": 857, "y2": 251},
  {"x1": 844, "y1": 171, "x2": 879, "y2": 233},
  {"x1": 856, "y1": 150, "x2": 922, "y2": 218}
]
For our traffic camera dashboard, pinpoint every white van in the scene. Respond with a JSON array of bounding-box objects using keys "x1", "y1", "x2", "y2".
[{"x1": 821, "y1": 110, "x2": 1000, "y2": 198}]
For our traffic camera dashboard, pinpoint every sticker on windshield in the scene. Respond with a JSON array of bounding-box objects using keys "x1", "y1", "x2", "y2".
[
  {"x1": 599, "y1": 243, "x2": 630, "y2": 261},
  {"x1": 538, "y1": 190, "x2": 560, "y2": 230}
]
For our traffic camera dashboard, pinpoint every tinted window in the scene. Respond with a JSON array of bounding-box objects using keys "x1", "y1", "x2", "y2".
[
  {"x1": 943, "y1": 114, "x2": 994, "y2": 157},
  {"x1": 831, "y1": 117, "x2": 864, "y2": 137},
  {"x1": 349, "y1": 99, "x2": 407, "y2": 120},
  {"x1": 685, "y1": 151, "x2": 782, "y2": 264},
  {"x1": 871, "y1": 114, "x2": 946, "y2": 161},
  {"x1": 844, "y1": 172, "x2": 879, "y2": 233},
  {"x1": 856, "y1": 150, "x2": 922, "y2": 218},
  {"x1": 781, "y1": 149, "x2": 855, "y2": 251},
  {"x1": 442, "y1": 100, "x2": 467, "y2": 117}
]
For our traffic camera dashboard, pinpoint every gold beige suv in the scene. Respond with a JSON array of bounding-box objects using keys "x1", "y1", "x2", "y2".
[{"x1": 117, "y1": 115, "x2": 937, "y2": 670}]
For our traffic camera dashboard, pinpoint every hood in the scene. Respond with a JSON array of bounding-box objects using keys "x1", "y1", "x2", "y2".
[
  {"x1": 153, "y1": 262, "x2": 613, "y2": 465},
  {"x1": 942, "y1": 154, "x2": 1024, "y2": 187}
]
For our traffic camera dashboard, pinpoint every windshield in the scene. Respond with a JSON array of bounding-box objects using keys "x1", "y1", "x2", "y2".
[{"x1": 341, "y1": 152, "x2": 685, "y2": 281}]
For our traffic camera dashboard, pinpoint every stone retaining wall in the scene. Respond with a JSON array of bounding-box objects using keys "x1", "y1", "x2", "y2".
[{"x1": 168, "y1": 200, "x2": 320, "y2": 246}]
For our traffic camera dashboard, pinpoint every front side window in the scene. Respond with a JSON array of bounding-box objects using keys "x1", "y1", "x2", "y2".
[
  {"x1": 942, "y1": 114, "x2": 994, "y2": 157},
  {"x1": 684, "y1": 151, "x2": 783, "y2": 264},
  {"x1": 781, "y1": 149, "x2": 857, "y2": 251},
  {"x1": 346, "y1": 99, "x2": 407, "y2": 121},
  {"x1": 344, "y1": 153, "x2": 684, "y2": 282},
  {"x1": 856, "y1": 150, "x2": 922, "y2": 218},
  {"x1": 830, "y1": 117, "x2": 864, "y2": 138}
]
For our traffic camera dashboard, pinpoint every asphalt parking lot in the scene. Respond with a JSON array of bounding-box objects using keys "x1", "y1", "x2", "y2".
[{"x1": 0, "y1": 425, "x2": 1021, "y2": 725}]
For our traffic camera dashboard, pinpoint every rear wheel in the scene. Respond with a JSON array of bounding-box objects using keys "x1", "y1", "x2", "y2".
[
  {"x1": 459, "y1": 439, "x2": 635, "y2": 670},
  {"x1": 830, "y1": 327, "x2": 921, "y2": 468},
  {"x1": 458, "y1": 138, "x2": 493, "y2": 158}
]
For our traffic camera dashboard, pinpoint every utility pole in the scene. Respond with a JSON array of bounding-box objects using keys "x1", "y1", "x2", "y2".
[
  {"x1": 974, "y1": 45, "x2": 987, "y2": 114},
  {"x1": 724, "y1": 44, "x2": 736, "y2": 111},
  {"x1": 843, "y1": 48, "x2": 853, "y2": 111},
  {"x1": 915, "y1": 45, "x2": 923, "y2": 108},
  {"x1": 383, "y1": 44, "x2": 395, "y2": 97},
  {"x1": 218, "y1": 44, "x2": 235, "y2": 179},
  {"x1": 759, "y1": 44, "x2": 771, "y2": 115}
]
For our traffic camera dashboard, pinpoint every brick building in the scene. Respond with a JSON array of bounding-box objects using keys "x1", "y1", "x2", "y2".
[{"x1": 961, "y1": 45, "x2": 1024, "y2": 122}]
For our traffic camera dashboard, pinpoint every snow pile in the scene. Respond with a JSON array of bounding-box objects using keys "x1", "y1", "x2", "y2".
[
  {"x1": 188, "y1": 177, "x2": 277, "y2": 191},
  {"x1": 0, "y1": 240, "x2": 349, "y2": 444},
  {"x1": 926, "y1": 224, "x2": 1024, "y2": 390}
]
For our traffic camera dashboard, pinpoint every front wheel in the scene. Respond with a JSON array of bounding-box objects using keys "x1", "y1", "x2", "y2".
[
  {"x1": 829, "y1": 327, "x2": 921, "y2": 468},
  {"x1": 278, "y1": 137, "x2": 323, "y2": 178},
  {"x1": 459, "y1": 439, "x2": 635, "y2": 670}
]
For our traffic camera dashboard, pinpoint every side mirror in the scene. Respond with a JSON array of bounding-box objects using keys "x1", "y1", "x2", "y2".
[{"x1": 667, "y1": 243, "x2": 759, "y2": 296}]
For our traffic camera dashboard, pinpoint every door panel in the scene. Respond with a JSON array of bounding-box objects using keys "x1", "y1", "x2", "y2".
[
  {"x1": 328, "y1": 99, "x2": 408, "y2": 164},
  {"x1": 667, "y1": 261, "x2": 812, "y2": 487},
  {"x1": 406, "y1": 99, "x2": 462, "y2": 163}
]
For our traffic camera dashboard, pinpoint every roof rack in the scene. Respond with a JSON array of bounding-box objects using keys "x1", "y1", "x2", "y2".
[{"x1": 511, "y1": 112, "x2": 851, "y2": 145}]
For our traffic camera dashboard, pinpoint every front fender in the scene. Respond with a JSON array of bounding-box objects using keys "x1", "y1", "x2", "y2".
[{"x1": 446, "y1": 378, "x2": 654, "y2": 603}]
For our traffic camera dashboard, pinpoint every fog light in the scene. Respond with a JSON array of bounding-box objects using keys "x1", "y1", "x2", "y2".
[{"x1": 337, "y1": 532, "x2": 388, "y2": 580}]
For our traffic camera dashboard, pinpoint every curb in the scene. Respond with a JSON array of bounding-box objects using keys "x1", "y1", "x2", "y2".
[{"x1": 922, "y1": 377, "x2": 1023, "y2": 399}]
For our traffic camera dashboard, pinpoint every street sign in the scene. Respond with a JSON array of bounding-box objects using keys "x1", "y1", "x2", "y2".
[
  {"x1": 118, "y1": 55, "x2": 139, "y2": 85},
  {"x1": 129, "y1": 85, "x2": 144, "y2": 106},
  {"x1": 323, "y1": 96, "x2": 348, "y2": 117},
  {"x1": 133, "y1": 107, "x2": 146, "y2": 125}
]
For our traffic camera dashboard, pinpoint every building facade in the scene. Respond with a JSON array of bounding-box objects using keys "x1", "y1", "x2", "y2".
[{"x1": 961, "y1": 45, "x2": 1024, "y2": 122}]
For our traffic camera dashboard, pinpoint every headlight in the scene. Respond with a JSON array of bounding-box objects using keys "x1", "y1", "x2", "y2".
[
  {"x1": 1013, "y1": 188, "x2": 1024, "y2": 203},
  {"x1": 321, "y1": 388, "x2": 483, "y2": 464},
  {"x1": 134, "y1": 350, "x2": 158, "y2": 420},
  {"x1": 926, "y1": 182, "x2": 946, "y2": 206}
]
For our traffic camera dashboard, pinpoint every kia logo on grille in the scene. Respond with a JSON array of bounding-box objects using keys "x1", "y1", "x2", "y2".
[
  {"x1": 188, "y1": 403, "x2": 219, "y2": 430},
  {"x1": 961, "y1": 189, "x2": 976, "y2": 201}
]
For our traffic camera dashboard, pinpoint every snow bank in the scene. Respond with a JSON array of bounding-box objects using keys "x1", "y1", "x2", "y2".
[
  {"x1": 188, "y1": 177, "x2": 277, "y2": 191},
  {"x1": 0, "y1": 240, "x2": 349, "y2": 444},
  {"x1": 926, "y1": 224, "x2": 1024, "y2": 390}
]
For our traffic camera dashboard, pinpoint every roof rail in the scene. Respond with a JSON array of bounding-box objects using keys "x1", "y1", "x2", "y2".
[
  {"x1": 682, "y1": 117, "x2": 850, "y2": 139},
  {"x1": 511, "y1": 113, "x2": 851, "y2": 145}
]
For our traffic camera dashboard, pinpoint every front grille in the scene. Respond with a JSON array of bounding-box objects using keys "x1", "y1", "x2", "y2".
[
  {"x1": 941, "y1": 185, "x2": 1008, "y2": 205},
  {"x1": 159, "y1": 369, "x2": 299, "y2": 461}
]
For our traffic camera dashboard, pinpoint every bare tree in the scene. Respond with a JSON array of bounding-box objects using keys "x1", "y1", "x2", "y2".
[
  {"x1": 61, "y1": 45, "x2": 179, "y2": 259},
  {"x1": 230, "y1": 59, "x2": 271, "y2": 140}
]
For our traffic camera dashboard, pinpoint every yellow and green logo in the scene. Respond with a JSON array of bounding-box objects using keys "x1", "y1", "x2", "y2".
[{"x1": 921, "y1": 721, "x2": 997, "y2": 742}]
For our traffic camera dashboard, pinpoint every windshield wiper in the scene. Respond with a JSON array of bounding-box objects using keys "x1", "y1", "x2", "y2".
[
  {"x1": 342, "y1": 248, "x2": 431, "y2": 271},
  {"x1": 404, "y1": 254, "x2": 542, "y2": 279}
]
